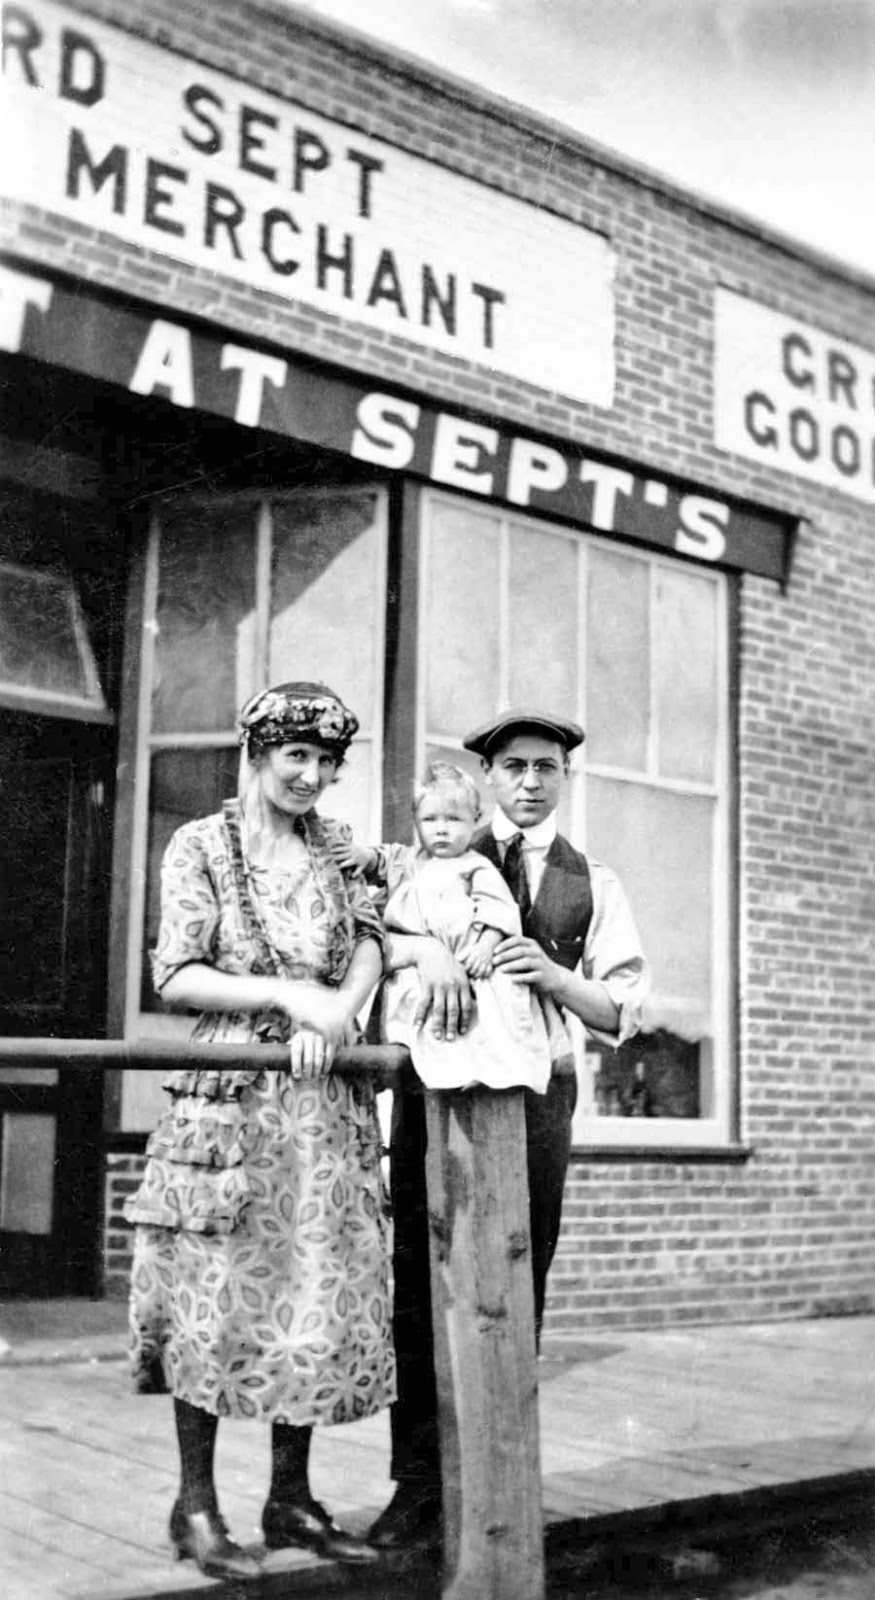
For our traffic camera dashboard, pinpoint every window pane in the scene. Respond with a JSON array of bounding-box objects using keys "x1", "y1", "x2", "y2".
[
  {"x1": 655, "y1": 568, "x2": 718, "y2": 784},
  {"x1": 586, "y1": 775, "x2": 713, "y2": 1011},
  {"x1": 270, "y1": 493, "x2": 381, "y2": 726},
  {"x1": 583, "y1": 777, "x2": 717, "y2": 1126},
  {"x1": 1, "y1": 1112, "x2": 56, "y2": 1233},
  {"x1": 508, "y1": 524, "x2": 578, "y2": 708},
  {"x1": 590, "y1": 1031, "x2": 702, "y2": 1120},
  {"x1": 319, "y1": 738, "x2": 375, "y2": 843},
  {"x1": 153, "y1": 507, "x2": 257, "y2": 734},
  {"x1": 0, "y1": 1068, "x2": 58, "y2": 1085},
  {"x1": 0, "y1": 563, "x2": 104, "y2": 707},
  {"x1": 143, "y1": 747, "x2": 240, "y2": 1009},
  {"x1": 426, "y1": 503, "x2": 499, "y2": 735},
  {"x1": 586, "y1": 546, "x2": 649, "y2": 770}
]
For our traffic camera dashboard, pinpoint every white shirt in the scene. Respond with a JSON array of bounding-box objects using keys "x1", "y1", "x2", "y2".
[
  {"x1": 491, "y1": 808, "x2": 558, "y2": 900},
  {"x1": 490, "y1": 808, "x2": 649, "y2": 1047}
]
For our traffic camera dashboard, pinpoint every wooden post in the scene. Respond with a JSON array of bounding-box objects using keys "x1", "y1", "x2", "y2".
[{"x1": 425, "y1": 1088, "x2": 544, "y2": 1600}]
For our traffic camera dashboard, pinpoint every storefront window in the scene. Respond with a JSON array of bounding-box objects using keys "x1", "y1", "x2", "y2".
[
  {"x1": 420, "y1": 491, "x2": 732, "y2": 1148},
  {"x1": 122, "y1": 477, "x2": 730, "y2": 1145}
]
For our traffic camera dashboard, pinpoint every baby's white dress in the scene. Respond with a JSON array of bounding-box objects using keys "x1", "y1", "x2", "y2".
[{"x1": 375, "y1": 845, "x2": 560, "y2": 1093}]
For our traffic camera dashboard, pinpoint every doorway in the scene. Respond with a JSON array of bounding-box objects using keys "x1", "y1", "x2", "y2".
[{"x1": 0, "y1": 712, "x2": 113, "y2": 1296}]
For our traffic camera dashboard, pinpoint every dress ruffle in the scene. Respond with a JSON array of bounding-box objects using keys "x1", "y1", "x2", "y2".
[{"x1": 125, "y1": 1089, "x2": 256, "y2": 1235}]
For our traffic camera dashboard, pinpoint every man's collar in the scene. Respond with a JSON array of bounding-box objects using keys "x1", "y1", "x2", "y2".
[{"x1": 491, "y1": 809, "x2": 558, "y2": 848}]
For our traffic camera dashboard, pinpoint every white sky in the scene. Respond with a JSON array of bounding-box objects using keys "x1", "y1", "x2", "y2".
[{"x1": 294, "y1": 0, "x2": 875, "y2": 280}]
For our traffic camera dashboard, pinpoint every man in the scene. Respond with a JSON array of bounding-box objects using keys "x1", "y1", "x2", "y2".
[{"x1": 368, "y1": 708, "x2": 649, "y2": 1551}]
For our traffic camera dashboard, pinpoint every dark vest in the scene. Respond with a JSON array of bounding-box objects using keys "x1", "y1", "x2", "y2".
[{"x1": 472, "y1": 826, "x2": 593, "y2": 972}]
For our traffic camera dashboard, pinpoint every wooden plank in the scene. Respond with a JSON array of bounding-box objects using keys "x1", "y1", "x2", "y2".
[
  {"x1": 0, "y1": 1523, "x2": 95, "y2": 1600},
  {"x1": 426, "y1": 1088, "x2": 544, "y2": 1600},
  {"x1": 0, "y1": 1360, "x2": 393, "y2": 1598},
  {"x1": 0, "y1": 1494, "x2": 152, "y2": 1582},
  {"x1": 105, "y1": 516, "x2": 153, "y2": 1057},
  {"x1": 381, "y1": 478, "x2": 420, "y2": 844}
]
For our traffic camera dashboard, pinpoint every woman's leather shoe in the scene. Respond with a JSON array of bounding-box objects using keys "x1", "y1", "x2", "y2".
[
  {"x1": 262, "y1": 1496, "x2": 379, "y2": 1564},
  {"x1": 169, "y1": 1499, "x2": 261, "y2": 1580}
]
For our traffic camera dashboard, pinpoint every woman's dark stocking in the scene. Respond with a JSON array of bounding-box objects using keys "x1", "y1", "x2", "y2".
[
  {"x1": 269, "y1": 1422, "x2": 313, "y2": 1503},
  {"x1": 174, "y1": 1398, "x2": 219, "y2": 1514},
  {"x1": 263, "y1": 1423, "x2": 376, "y2": 1562}
]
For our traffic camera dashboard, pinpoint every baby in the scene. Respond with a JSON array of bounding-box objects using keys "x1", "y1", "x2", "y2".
[{"x1": 333, "y1": 761, "x2": 557, "y2": 1093}]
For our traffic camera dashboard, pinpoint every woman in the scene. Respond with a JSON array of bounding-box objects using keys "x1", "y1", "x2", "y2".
[{"x1": 125, "y1": 682, "x2": 394, "y2": 1580}]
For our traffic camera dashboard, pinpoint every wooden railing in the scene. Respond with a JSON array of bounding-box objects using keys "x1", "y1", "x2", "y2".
[
  {"x1": 0, "y1": 1039, "x2": 544, "y2": 1600},
  {"x1": 0, "y1": 1036, "x2": 407, "y2": 1079}
]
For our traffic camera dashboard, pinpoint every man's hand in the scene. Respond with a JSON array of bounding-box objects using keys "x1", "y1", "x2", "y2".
[
  {"x1": 491, "y1": 935, "x2": 562, "y2": 996},
  {"x1": 411, "y1": 941, "x2": 473, "y2": 1040}
]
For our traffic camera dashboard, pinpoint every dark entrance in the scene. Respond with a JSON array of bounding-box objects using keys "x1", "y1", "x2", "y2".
[
  {"x1": 0, "y1": 360, "x2": 127, "y2": 1296},
  {"x1": 0, "y1": 712, "x2": 114, "y2": 1296}
]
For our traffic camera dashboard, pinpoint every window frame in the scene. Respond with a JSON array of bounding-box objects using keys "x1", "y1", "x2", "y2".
[{"x1": 0, "y1": 559, "x2": 112, "y2": 724}]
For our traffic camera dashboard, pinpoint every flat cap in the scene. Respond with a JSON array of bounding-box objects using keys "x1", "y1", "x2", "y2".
[{"x1": 462, "y1": 707, "x2": 585, "y2": 758}]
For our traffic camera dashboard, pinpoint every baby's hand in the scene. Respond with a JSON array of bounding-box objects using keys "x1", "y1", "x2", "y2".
[
  {"x1": 463, "y1": 948, "x2": 492, "y2": 978},
  {"x1": 327, "y1": 837, "x2": 375, "y2": 874},
  {"x1": 460, "y1": 926, "x2": 502, "y2": 979}
]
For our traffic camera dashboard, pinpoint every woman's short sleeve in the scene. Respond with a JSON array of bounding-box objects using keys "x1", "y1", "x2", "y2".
[
  {"x1": 150, "y1": 822, "x2": 220, "y2": 994},
  {"x1": 346, "y1": 864, "x2": 385, "y2": 952}
]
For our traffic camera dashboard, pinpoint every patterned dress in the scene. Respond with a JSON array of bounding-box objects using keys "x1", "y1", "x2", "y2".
[{"x1": 125, "y1": 803, "x2": 395, "y2": 1427}]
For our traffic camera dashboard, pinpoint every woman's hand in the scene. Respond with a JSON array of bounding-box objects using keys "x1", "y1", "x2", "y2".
[
  {"x1": 276, "y1": 979, "x2": 345, "y2": 1030},
  {"x1": 278, "y1": 942, "x2": 381, "y2": 1081},
  {"x1": 280, "y1": 986, "x2": 357, "y2": 1079},
  {"x1": 289, "y1": 1026, "x2": 335, "y2": 1080},
  {"x1": 276, "y1": 981, "x2": 354, "y2": 1044}
]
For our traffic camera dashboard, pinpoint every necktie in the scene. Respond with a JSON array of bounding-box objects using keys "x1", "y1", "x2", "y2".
[{"x1": 501, "y1": 832, "x2": 531, "y2": 922}]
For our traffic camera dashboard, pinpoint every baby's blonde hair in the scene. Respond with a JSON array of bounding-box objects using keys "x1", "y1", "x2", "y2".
[{"x1": 413, "y1": 761, "x2": 482, "y2": 822}]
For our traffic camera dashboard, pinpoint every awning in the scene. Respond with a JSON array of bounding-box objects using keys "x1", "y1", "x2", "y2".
[{"x1": 1, "y1": 257, "x2": 797, "y2": 581}]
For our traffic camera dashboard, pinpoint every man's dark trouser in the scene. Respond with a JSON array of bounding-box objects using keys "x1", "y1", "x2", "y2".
[{"x1": 388, "y1": 1061, "x2": 578, "y2": 1488}]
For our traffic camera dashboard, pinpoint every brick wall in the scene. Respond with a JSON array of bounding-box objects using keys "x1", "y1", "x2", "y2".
[
  {"x1": 103, "y1": 1151, "x2": 144, "y2": 1299},
  {"x1": 5, "y1": 0, "x2": 874, "y2": 1334}
]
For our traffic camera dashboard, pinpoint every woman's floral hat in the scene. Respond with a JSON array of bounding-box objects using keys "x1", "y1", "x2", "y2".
[{"x1": 238, "y1": 681, "x2": 359, "y2": 757}]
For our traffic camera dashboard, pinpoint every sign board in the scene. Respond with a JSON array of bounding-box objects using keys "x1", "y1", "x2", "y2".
[
  {"x1": 0, "y1": 261, "x2": 795, "y2": 579},
  {"x1": 715, "y1": 288, "x2": 875, "y2": 505},
  {"x1": 1, "y1": 0, "x2": 616, "y2": 407}
]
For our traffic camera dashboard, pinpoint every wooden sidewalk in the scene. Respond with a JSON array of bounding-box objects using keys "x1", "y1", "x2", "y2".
[{"x1": 0, "y1": 1307, "x2": 872, "y2": 1599}]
